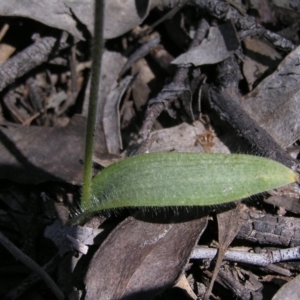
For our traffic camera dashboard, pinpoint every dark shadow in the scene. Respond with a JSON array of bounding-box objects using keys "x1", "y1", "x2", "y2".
[
  {"x1": 219, "y1": 21, "x2": 240, "y2": 52},
  {"x1": 0, "y1": 128, "x2": 64, "y2": 183},
  {"x1": 133, "y1": 204, "x2": 236, "y2": 224},
  {"x1": 135, "y1": 0, "x2": 150, "y2": 19}
]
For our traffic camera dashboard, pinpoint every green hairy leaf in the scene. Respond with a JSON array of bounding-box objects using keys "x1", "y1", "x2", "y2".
[{"x1": 73, "y1": 153, "x2": 298, "y2": 223}]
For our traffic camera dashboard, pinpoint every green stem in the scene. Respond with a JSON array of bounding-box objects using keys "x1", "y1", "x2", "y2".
[{"x1": 82, "y1": 0, "x2": 105, "y2": 209}]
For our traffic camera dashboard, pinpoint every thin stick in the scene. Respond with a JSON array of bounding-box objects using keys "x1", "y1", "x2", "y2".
[
  {"x1": 191, "y1": 246, "x2": 300, "y2": 266},
  {"x1": 82, "y1": 0, "x2": 105, "y2": 209},
  {"x1": 0, "y1": 231, "x2": 64, "y2": 300}
]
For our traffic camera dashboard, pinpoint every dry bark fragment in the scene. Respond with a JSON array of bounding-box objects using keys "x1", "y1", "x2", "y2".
[
  {"x1": 194, "y1": 0, "x2": 295, "y2": 52},
  {"x1": 0, "y1": 36, "x2": 56, "y2": 92},
  {"x1": 237, "y1": 210, "x2": 300, "y2": 247}
]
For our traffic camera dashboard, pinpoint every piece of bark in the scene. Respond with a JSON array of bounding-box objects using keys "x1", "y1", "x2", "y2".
[
  {"x1": 0, "y1": 36, "x2": 56, "y2": 92},
  {"x1": 217, "y1": 268, "x2": 254, "y2": 300},
  {"x1": 202, "y1": 268, "x2": 259, "y2": 300},
  {"x1": 196, "y1": 0, "x2": 295, "y2": 52},
  {"x1": 237, "y1": 210, "x2": 300, "y2": 247},
  {"x1": 84, "y1": 211, "x2": 208, "y2": 300},
  {"x1": 44, "y1": 220, "x2": 103, "y2": 256},
  {"x1": 261, "y1": 264, "x2": 291, "y2": 277}
]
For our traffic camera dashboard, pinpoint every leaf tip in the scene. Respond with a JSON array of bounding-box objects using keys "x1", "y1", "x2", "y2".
[{"x1": 292, "y1": 171, "x2": 299, "y2": 183}]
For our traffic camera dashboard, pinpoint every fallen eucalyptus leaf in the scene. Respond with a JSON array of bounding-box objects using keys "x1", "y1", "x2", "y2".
[
  {"x1": 84, "y1": 212, "x2": 208, "y2": 300},
  {"x1": 0, "y1": 0, "x2": 153, "y2": 40},
  {"x1": 264, "y1": 195, "x2": 300, "y2": 214},
  {"x1": 0, "y1": 116, "x2": 85, "y2": 184},
  {"x1": 172, "y1": 21, "x2": 239, "y2": 66},
  {"x1": 242, "y1": 37, "x2": 281, "y2": 90},
  {"x1": 241, "y1": 45, "x2": 300, "y2": 147},
  {"x1": 0, "y1": 0, "x2": 85, "y2": 40},
  {"x1": 103, "y1": 76, "x2": 133, "y2": 154},
  {"x1": 82, "y1": 50, "x2": 127, "y2": 153},
  {"x1": 174, "y1": 275, "x2": 198, "y2": 300},
  {"x1": 272, "y1": 273, "x2": 300, "y2": 300},
  {"x1": 203, "y1": 203, "x2": 245, "y2": 299},
  {"x1": 149, "y1": 120, "x2": 230, "y2": 154},
  {"x1": 0, "y1": 115, "x2": 115, "y2": 184}
]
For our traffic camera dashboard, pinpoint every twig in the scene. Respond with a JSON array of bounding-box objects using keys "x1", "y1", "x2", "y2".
[
  {"x1": 139, "y1": 18, "x2": 210, "y2": 140},
  {"x1": 191, "y1": 246, "x2": 300, "y2": 266},
  {"x1": 0, "y1": 231, "x2": 64, "y2": 300},
  {"x1": 194, "y1": 0, "x2": 296, "y2": 52},
  {"x1": 119, "y1": 34, "x2": 161, "y2": 77},
  {"x1": 0, "y1": 36, "x2": 57, "y2": 92},
  {"x1": 0, "y1": 23, "x2": 9, "y2": 42},
  {"x1": 209, "y1": 56, "x2": 297, "y2": 168},
  {"x1": 136, "y1": 0, "x2": 190, "y2": 39},
  {"x1": 203, "y1": 204, "x2": 244, "y2": 300},
  {"x1": 203, "y1": 268, "x2": 256, "y2": 300},
  {"x1": 217, "y1": 268, "x2": 252, "y2": 299},
  {"x1": 4, "y1": 255, "x2": 60, "y2": 300}
]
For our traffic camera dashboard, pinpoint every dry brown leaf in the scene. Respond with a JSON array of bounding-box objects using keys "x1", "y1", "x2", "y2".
[
  {"x1": 149, "y1": 120, "x2": 230, "y2": 154},
  {"x1": 242, "y1": 37, "x2": 281, "y2": 90},
  {"x1": 82, "y1": 50, "x2": 127, "y2": 154},
  {"x1": 131, "y1": 58, "x2": 155, "y2": 111},
  {"x1": 272, "y1": 273, "x2": 300, "y2": 300},
  {"x1": 264, "y1": 195, "x2": 300, "y2": 214},
  {"x1": 0, "y1": 115, "x2": 114, "y2": 184},
  {"x1": 172, "y1": 21, "x2": 239, "y2": 66},
  {"x1": 241, "y1": 45, "x2": 300, "y2": 147},
  {"x1": 103, "y1": 76, "x2": 133, "y2": 154},
  {"x1": 0, "y1": 0, "x2": 154, "y2": 40},
  {"x1": 0, "y1": 43, "x2": 16, "y2": 65},
  {"x1": 84, "y1": 212, "x2": 208, "y2": 300},
  {"x1": 203, "y1": 203, "x2": 246, "y2": 300},
  {"x1": 174, "y1": 275, "x2": 198, "y2": 300}
]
